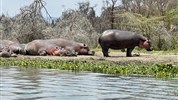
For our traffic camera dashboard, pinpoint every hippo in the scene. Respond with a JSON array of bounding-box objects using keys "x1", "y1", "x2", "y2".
[
  {"x1": 25, "y1": 38, "x2": 95, "y2": 56},
  {"x1": 0, "y1": 46, "x2": 12, "y2": 57},
  {"x1": 0, "y1": 46, "x2": 17, "y2": 57},
  {"x1": 98, "y1": 30, "x2": 153, "y2": 57},
  {"x1": 46, "y1": 38, "x2": 95, "y2": 55},
  {"x1": 0, "y1": 40, "x2": 25, "y2": 55},
  {"x1": 24, "y1": 40, "x2": 60, "y2": 56}
]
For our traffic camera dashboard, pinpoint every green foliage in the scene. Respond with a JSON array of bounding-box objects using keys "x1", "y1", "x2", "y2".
[
  {"x1": 153, "y1": 64, "x2": 178, "y2": 78},
  {"x1": 115, "y1": 12, "x2": 162, "y2": 36},
  {"x1": 170, "y1": 37, "x2": 178, "y2": 50},
  {"x1": 1, "y1": 58, "x2": 178, "y2": 78},
  {"x1": 165, "y1": 5, "x2": 178, "y2": 26},
  {"x1": 174, "y1": 90, "x2": 178, "y2": 96},
  {"x1": 115, "y1": 11, "x2": 178, "y2": 51}
]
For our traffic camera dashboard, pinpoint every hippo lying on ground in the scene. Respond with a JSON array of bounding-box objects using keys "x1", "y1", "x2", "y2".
[
  {"x1": 24, "y1": 40, "x2": 62, "y2": 56},
  {"x1": 0, "y1": 46, "x2": 17, "y2": 57},
  {"x1": 46, "y1": 38, "x2": 95, "y2": 55},
  {"x1": 0, "y1": 46, "x2": 12, "y2": 57},
  {"x1": 0, "y1": 40, "x2": 25, "y2": 55},
  {"x1": 98, "y1": 29, "x2": 153, "y2": 57},
  {"x1": 25, "y1": 38, "x2": 95, "y2": 56}
]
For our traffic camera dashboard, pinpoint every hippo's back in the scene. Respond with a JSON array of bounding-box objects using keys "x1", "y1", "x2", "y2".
[
  {"x1": 47, "y1": 38, "x2": 73, "y2": 47},
  {"x1": 46, "y1": 38, "x2": 85, "y2": 50},
  {"x1": 100, "y1": 30, "x2": 138, "y2": 41}
]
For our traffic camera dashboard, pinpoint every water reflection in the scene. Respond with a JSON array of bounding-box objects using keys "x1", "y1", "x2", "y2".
[{"x1": 0, "y1": 67, "x2": 178, "y2": 100}]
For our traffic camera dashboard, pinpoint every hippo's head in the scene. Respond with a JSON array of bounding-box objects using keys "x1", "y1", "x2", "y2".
[
  {"x1": 139, "y1": 38, "x2": 153, "y2": 51},
  {"x1": 0, "y1": 46, "x2": 12, "y2": 57},
  {"x1": 78, "y1": 44, "x2": 95, "y2": 55}
]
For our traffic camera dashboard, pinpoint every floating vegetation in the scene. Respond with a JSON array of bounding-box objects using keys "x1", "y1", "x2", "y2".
[
  {"x1": 174, "y1": 90, "x2": 178, "y2": 96},
  {"x1": 0, "y1": 57, "x2": 178, "y2": 78}
]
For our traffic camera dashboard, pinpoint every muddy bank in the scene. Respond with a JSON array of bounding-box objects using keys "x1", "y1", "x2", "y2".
[{"x1": 13, "y1": 51, "x2": 178, "y2": 66}]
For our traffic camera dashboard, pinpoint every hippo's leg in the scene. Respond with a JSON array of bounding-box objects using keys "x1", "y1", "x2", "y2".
[
  {"x1": 126, "y1": 48, "x2": 134, "y2": 57},
  {"x1": 102, "y1": 47, "x2": 110, "y2": 57},
  {"x1": 38, "y1": 50, "x2": 47, "y2": 56}
]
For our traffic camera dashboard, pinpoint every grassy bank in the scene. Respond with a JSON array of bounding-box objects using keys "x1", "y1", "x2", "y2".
[{"x1": 0, "y1": 55, "x2": 178, "y2": 78}]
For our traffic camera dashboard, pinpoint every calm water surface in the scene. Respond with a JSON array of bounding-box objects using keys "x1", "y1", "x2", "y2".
[{"x1": 0, "y1": 66, "x2": 178, "y2": 100}]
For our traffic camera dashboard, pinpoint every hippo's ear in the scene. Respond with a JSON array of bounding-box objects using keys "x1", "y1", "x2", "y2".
[
  {"x1": 139, "y1": 39, "x2": 149, "y2": 48},
  {"x1": 83, "y1": 44, "x2": 87, "y2": 47}
]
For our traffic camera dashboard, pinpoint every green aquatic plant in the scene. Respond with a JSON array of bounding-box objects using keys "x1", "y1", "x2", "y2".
[
  {"x1": 153, "y1": 64, "x2": 178, "y2": 78},
  {"x1": 175, "y1": 90, "x2": 178, "y2": 96},
  {"x1": 0, "y1": 58, "x2": 178, "y2": 78}
]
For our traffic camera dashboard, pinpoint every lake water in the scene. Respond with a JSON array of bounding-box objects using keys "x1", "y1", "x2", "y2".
[{"x1": 0, "y1": 66, "x2": 178, "y2": 100}]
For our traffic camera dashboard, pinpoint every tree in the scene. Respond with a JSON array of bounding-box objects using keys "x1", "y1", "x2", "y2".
[
  {"x1": 12, "y1": 0, "x2": 51, "y2": 43},
  {"x1": 121, "y1": 0, "x2": 177, "y2": 17},
  {"x1": 0, "y1": 14, "x2": 13, "y2": 39},
  {"x1": 102, "y1": 0, "x2": 119, "y2": 29},
  {"x1": 77, "y1": 1, "x2": 96, "y2": 27},
  {"x1": 54, "y1": 10, "x2": 99, "y2": 48}
]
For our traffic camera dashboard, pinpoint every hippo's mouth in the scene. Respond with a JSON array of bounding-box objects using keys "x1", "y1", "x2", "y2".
[
  {"x1": 88, "y1": 51, "x2": 95, "y2": 55},
  {"x1": 0, "y1": 52, "x2": 11, "y2": 57},
  {"x1": 146, "y1": 47, "x2": 153, "y2": 51}
]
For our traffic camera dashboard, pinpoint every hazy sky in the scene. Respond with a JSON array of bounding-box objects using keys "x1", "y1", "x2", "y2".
[{"x1": 0, "y1": 0, "x2": 103, "y2": 18}]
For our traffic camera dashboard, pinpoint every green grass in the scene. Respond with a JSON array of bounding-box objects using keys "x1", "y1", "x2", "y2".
[{"x1": 0, "y1": 57, "x2": 178, "y2": 78}]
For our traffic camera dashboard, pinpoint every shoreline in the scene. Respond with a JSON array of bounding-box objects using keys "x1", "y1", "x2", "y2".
[
  {"x1": 0, "y1": 51, "x2": 178, "y2": 78},
  {"x1": 13, "y1": 51, "x2": 178, "y2": 66}
]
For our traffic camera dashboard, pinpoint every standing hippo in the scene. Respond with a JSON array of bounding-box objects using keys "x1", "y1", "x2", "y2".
[
  {"x1": 98, "y1": 30, "x2": 153, "y2": 57},
  {"x1": 25, "y1": 38, "x2": 95, "y2": 56}
]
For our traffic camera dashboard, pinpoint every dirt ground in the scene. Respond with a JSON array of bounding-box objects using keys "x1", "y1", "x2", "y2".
[{"x1": 19, "y1": 51, "x2": 178, "y2": 66}]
